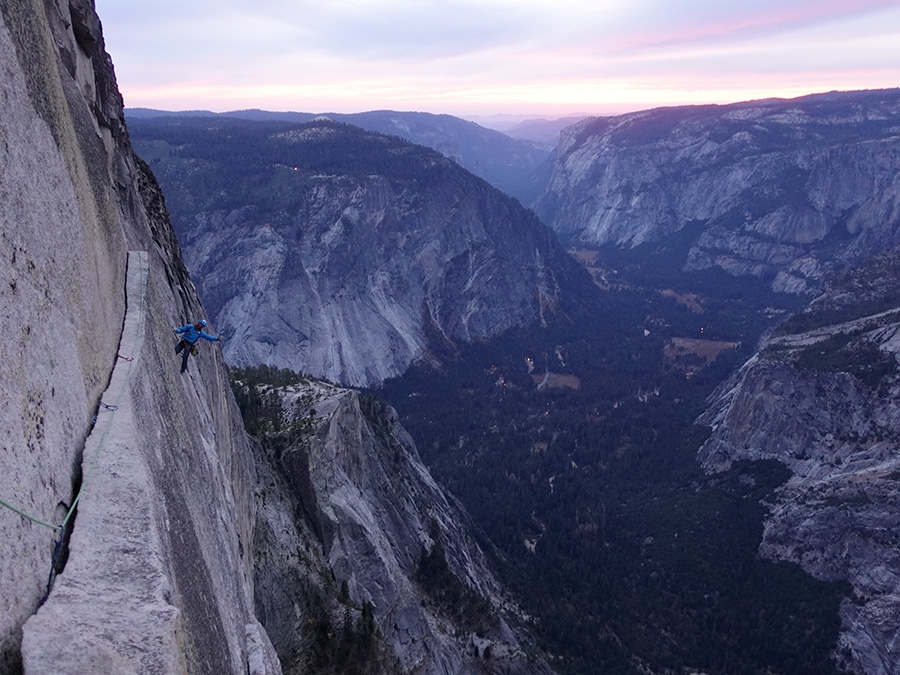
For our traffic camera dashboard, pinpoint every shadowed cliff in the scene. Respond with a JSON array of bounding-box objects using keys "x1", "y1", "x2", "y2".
[
  {"x1": 235, "y1": 369, "x2": 551, "y2": 674},
  {"x1": 0, "y1": 0, "x2": 278, "y2": 671},
  {"x1": 128, "y1": 116, "x2": 598, "y2": 388},
  {"x1": 699, "y1": 247, "x2": 900, "y2": 673}
]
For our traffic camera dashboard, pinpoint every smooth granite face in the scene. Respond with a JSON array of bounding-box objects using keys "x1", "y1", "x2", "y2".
[
  {"x1": 0, "y1": 2, "x2": 279, "y2": 672},
  {"x1": 698, "y1": 268, "x2": 900, "y2": 674},
  {"x1": 534, "y1": 93, "x2": 900, "y2": 294},
  {"x1": 171, "y1": 150, "x2": 576, "y2": 388}
]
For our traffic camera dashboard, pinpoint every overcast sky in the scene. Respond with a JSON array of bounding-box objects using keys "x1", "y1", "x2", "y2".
[{"x1": 94, "y1": 0, "x2": 900, "y2": 124}]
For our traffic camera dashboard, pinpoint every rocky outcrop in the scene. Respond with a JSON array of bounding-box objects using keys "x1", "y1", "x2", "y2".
[
  {"x1": 127, "y1": 108, "x2": 552, "y2": 205},
  {"x1": 0, "y1": 1, "x2": 277, "y2": 671},
  {"x1": 129, "y1": 117, "x2": 596, "y2": 387},
  {"x1": 244, "y1": 376, "x2": 550, "y2": 674},
  {"x1": 0, "y1": 4, "x2": 559, "y2": 673},
  {"x1": 697, "y1": 250, "x2": 900, "y2": 673},
  {"x1": 535, "y1": 90, "x2": 900, "y2": 293}
]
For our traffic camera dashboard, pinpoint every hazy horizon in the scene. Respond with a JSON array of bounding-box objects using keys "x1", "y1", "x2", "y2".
[
  {"x1": 124, "y1": 86, "x2": 899, "y2": 134},
  {"x1": 95, "y1": 0, "x2": 899, "y2": 120}
]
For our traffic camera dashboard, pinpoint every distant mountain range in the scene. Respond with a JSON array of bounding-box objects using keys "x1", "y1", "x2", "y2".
[
  {"x1": 502, "y1": 116, "x2": 587, "y2": 148},
  {"x1": 535, "y1": 89, "x2": 900, "y2": 294},
  {"x1": 127, "y1": 89, "x2": 900, "y2": 675},
  {"x1": 128, "y1": 116, "x2": 597, "y2": 387},
  {"x1": 126, "y1": 107, "x2": 555, "y2": 205}
]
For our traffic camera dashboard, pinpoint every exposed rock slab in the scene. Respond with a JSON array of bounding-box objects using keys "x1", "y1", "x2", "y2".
[
  {"x1": 0, "y1": 2, "x2": 127, "y2": 666},
  {"x1": 22, "y1": 252, "x2": 184, "y2": 673},
  {"x1": 245, "y1": 377, "x2": 551, "y2": 674},
  {"x1": 698, "y1": 288, "x2": 900, "y2": 673},
  {"x1": 535, "y1": 90, "x2": 900, "y2": 292}
]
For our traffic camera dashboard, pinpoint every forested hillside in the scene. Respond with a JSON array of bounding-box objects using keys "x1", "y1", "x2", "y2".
[{"x1": 379, "y1": 241, "x2": 847, "y2": 674}]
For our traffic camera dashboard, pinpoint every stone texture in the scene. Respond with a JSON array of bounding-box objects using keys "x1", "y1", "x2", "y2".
[
  {"x1": 22, "y1": 256, "x2": 184, "y2": 674},
  {"x1": 698, "y1": 277, "x2": 900, "y2": 674},
  {"x1": 245, "y1": 377, "x2": 551, "y2": 675},
  {"x1": 0, "y1": 1, "x2": 126, "y2": 667},
  {"x1": 0, "y1": 2, "x2": 280, "y2": 672},
  {"x1": 534, "y1": 90, "x2": 900, "y2": 293}
]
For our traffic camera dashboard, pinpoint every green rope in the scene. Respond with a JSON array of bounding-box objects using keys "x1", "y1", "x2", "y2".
[
  {"x1": 0, "y1": 251, "x2": 148, "y2": 533},
  {"x1": 60, "y1": 252, "x2": 147, "y2": 528},
  {"x1": 0, "y1": 496, "x2": 60, "y2": 531}
]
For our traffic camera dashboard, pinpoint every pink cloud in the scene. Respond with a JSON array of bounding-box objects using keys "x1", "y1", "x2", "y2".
[{"x1": 607, "y1": 0, "x2": 897, "y2": 52}]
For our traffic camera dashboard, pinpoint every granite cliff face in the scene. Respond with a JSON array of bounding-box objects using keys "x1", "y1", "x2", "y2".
[
  {"x1": 130, "y1": 117, "x2": 595, "y2": 387},
  {"x1": 243, "y1": 375, "x2": 550, "y2": 675},
  {"x1": 698, "y1": 249, "x2": 900, "y2": 674},
  {"x1": 535, "y1": 90, "x2": 900, "y2": 293},
  {"x1": 0, "y1": 4, "x2": 552, "y2": 674},
  {"x1": 0, "y1": 0, "x2": 279, "y2": 671}
]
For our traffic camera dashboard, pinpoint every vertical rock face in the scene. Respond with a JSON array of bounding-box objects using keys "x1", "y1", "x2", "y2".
[
  {"x1": 129, "y1": 117, "x2": 596, "y2": 388},
  {"x1": 698, "y1": 249, "x2": 900, "y2": 674},
  {"x1": 0, "y1": 5, "x2": 554, "y2": 674},
  {"x1": 534, "y1": 90, "x2": 900, "y2": 293},
  {"x1": 1, "y1": 0, "x2": 125, "y2": 666},
  {"x1": 0, "y1": 1, "x2": 278, "y2": 672},
  {"x1": 241, "y1": 376, "x2": 550, "y2": 675}
]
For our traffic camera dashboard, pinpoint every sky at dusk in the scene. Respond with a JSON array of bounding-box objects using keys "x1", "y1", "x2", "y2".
[{"x1": 94, "y1": 0, "x2": 900, "y2": 125}]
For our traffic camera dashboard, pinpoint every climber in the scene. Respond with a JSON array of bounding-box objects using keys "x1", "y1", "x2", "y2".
[{"x1": 174, "y1": 319, "x2": 222, "y2": 373}]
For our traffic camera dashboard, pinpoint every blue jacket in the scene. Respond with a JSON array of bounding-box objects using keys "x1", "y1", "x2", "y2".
[{"x1": 176, "y1": 323, "x2": 218, "y2": 344}]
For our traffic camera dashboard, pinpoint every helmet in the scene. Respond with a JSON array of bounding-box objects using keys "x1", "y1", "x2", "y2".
[{"x1": 199, "y1": 319, "x2": 207, "y2": 327}]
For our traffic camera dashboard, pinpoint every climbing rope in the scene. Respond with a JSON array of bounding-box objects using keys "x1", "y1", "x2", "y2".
[
  {"x1": 60, "y1": 251, "x2": 147, "y2": 530},
  {"x1": 0, "y1": 251, "x2": 147, "y2": 545},
  {"x1": 0, "y1": 496, "x2": 60, "y2": 531}
]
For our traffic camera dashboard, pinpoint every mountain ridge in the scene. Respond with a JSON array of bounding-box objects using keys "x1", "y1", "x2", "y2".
[
  {"x1": 535, "y1": 88, "x2": 900, "y2": 294},
  {"x1": 129, "y1": 116, "x2": 598, "y2": 387},
  {"x1": 126, "y1": 107, "x2": 552, "y2": 204}
]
